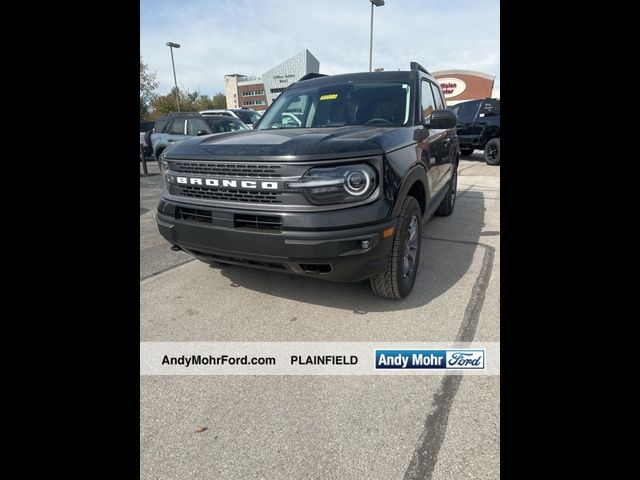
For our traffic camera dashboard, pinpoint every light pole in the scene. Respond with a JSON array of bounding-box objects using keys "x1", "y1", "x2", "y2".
[
  {"x1": 166, "y1": 42, "x2": 181, "y2": 112},
  {"x1": 369, "y1": 0, "x2": 385, "y2": 72}
]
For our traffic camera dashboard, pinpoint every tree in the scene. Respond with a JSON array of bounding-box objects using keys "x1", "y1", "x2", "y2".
[
  {"x1": 140, "y1": 56, "x2": 159, "y2": 119},
  {"x1": 149, "y1": 88, "x2": 227, "y2": 119},
  {"x1": 211, "y1": 93, "x2": 227, "y2": 109}
]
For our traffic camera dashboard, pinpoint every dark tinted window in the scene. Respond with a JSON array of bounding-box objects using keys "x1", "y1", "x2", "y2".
[
  {"x1": 234, "y1": 110, "x2": 260, "y2": 124},
  {"x1": 205, "y1": 117, "x2": 249, "y2": 133},
  {"x1": 456, "y1": 101, "x2": 481, "y2": 121},
  {"x1": 187, "y1": 118, "x2": 210, "y2": 135},
  {"x1": 479, "y1": 99, "x2": 500, "y2": 116},
  {"x1": 169, "y1": 119, "x2": 185, "y2": 135},
  {"x1": 140, "y1": 121, "x2": 154, "y2": 132},
  {"x1": 155, "y1": 119, "x2": 170, "y2": 133}
]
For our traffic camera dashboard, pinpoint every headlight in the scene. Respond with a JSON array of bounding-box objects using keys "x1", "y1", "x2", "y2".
[{"x1": 287, "y1": 164, "x2": 377, "y2": 205}]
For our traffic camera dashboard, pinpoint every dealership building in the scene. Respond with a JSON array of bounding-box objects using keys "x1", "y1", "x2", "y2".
[
  {"x1": 224, "y1": 49, "x2": 320, "y2": 112},
  {"x1": 432, "y1": 70, "x2": 499, "y2": 106}
]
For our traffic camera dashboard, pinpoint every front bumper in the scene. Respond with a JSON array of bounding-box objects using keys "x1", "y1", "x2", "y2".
[{"x1": 156, "y1": 200, "x2": 396, "y2": 282}]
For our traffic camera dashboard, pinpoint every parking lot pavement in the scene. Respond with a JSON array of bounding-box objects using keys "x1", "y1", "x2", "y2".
[{"x1": 140, "y1": 156, "x2": 500, "y2": 479}]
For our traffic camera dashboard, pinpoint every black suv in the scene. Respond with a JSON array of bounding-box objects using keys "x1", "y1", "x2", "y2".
[
  {"x1": 156, "y1": 63, "x2": 459, "y2": 299},
  {"x1": 449, "y1": 98, "x2": 500, "y2": 165}
]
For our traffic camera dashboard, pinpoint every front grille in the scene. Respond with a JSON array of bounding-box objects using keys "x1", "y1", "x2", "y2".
[
  {"x1": 172, "y1": 185, "x2": 283, "y2": 203},
  {"x1": 175, "y1": 207, "x2": 213, "y2": 223},
  {"x1": 234, "y1": 214, "x2": 282, "y2": 232},
  {"x1": 171, "y1": 162, "x2": 282, "y2": 178}
]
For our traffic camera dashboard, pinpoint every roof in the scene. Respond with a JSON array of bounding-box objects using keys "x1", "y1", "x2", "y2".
[{"x1": 291, "y1": 70, "x2": 422, "y2": 89}]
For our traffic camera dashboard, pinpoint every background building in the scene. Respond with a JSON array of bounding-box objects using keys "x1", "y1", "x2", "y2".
[
  {"x1": 223, "y1": 49, "x2": 319, "y2": 111},
  {"x1": 224, "y1": 74, "x2": 268, "y2": 112},
  {"x1": 432, "y1": 70, "x2": 497, "y2": 106},
  {"x1": 262, "y1": 49, "x2": 320, "y2": 106},
  {"x1": 237, "y1": 77, "x2": 267, "y2": 111}
]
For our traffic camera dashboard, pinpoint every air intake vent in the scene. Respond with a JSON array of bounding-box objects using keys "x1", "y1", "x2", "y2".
[
  {"x1": 175, "y1": 207, "x2": 213, "y2": 223},
  {"x1": 234, "y1": 214, "x2": 282, "y2": 232}
]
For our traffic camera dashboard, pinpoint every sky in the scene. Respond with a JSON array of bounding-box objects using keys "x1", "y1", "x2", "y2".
[{"x1": 140, "y1": 0, "x2": 499, "y2": 96}]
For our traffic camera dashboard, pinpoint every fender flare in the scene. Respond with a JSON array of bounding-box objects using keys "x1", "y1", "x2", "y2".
[{"x1": 391, "y1": 165, "x2": 429, "y2": 218}]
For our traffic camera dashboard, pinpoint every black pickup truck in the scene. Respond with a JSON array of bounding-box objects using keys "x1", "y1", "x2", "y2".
[
  {"x1": 450, "y1": 98, "x2": 500, "y2": 165},
  {"x1": 156, "y1": 62, "x2": 459, "y2": 299}
]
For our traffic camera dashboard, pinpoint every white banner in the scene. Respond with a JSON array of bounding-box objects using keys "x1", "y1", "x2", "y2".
[{"x1": 140, "y1": 342, "x2": 500, "y2": 375}]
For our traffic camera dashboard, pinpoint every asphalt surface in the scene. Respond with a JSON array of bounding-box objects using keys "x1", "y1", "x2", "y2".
[{"x1": 140, "y1": 152, "x2": 500, "y2": 479}]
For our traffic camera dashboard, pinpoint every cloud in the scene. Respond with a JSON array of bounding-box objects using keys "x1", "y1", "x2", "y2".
[{"x1": 141, "y1": 0, "x2": 499, "y2": 95}]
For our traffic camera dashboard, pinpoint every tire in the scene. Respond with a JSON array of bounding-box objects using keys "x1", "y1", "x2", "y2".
[
  {"x1": 460, "y1": 148, "x2": 474, "y2": 156},
  {"x1": 144, "y1": 129, "x2": 153, "y2": 147},
  {"x1": 369, "y1": 196, "x2": 422, "y2": 299},
  {"x1": 484, "y1": 138, "x2": 500, "y2": 165},
  {"x1": 435, "y1": 164, "x2": 457, "y2": 216}
]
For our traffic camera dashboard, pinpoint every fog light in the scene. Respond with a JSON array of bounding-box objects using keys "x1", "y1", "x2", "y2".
[{"x1": 360, "y1": 240, "x2": 370, "y2": 249}]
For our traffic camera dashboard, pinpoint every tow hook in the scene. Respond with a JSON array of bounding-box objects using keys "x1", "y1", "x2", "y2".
[{"x1": 170, "y1": 245, "x2": 182, "y2": 252}]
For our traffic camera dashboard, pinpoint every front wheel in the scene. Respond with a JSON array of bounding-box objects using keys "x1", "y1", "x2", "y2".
[
  {"x1": 484, "y1": 138, "x2": 500, "y2": 165},
  {"x1": 369, "y1": 196, "x2": 422, "y2": 299}
]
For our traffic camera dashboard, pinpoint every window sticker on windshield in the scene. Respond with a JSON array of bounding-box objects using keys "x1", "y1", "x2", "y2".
[{"x1": 320, "y1": 94, "x2": 338, "y2": 100}]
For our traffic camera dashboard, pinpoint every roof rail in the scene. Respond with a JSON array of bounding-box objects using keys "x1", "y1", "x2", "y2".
[
  {"x1": 410, "y1": 62, "x2": 430, "y2": 75},
  {"x1": 298, "y1": 73, "x2": 328, "y2": 82},
  {"x1": 163, "y1": 112, "x2": 200, "y2": 116}
]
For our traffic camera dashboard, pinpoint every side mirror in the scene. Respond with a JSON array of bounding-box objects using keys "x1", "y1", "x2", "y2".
[
  {"x1": 196, "y1": 130, "x2": 208, "y2": 136},
  {"x1": 424, "y1": 109, "x2": 457, "y2": 129}
]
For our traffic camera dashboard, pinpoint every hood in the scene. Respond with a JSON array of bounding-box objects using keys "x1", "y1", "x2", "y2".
[{"x1": 164, "y1": 126, "x2": 418, "y2": 160}]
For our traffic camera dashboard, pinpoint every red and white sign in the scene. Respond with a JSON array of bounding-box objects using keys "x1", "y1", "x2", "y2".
[{"x1": 438, "y1": 78, "x2": 466, "y2": 98}]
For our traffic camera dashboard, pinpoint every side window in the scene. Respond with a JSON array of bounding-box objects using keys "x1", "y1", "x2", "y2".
[
  {"x1": 187, "y1": 118, "x2": 209, "y2": 135},
  {"x1": 479, "y1": 99, "x2": 500, "y2": 116},
  {"x1": 456, "y1": 101, "x2": 480, "y2": 122},
  {"x1": 450, "y1": 104, "x2": 460, "y2": 116},
  {"x1": 155, "y1": 119, "x2": 170, "y2": 133},
  {"x1": 169, "y1": 119, "x2": 185, "y2": 135},
  {"x1": 421, "y1": 80, "x2": 436, "y2": 121},
  {"x1": 430, "y1": 83, "x2": 444, "y2": 110}
]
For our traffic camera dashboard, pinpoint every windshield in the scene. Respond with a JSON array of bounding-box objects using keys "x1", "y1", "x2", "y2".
[
  {"x1": 234, "y1": 110, "x2": 260, "y2": 124},
  {"x1": 257, "y1": 82, "x2": 412, "y2": 130},
  {"x1": 204, "y1": 117, "x2": 250, "y2": 133}
]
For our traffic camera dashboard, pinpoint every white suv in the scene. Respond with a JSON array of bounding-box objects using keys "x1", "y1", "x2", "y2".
[{"x1": 199, "y1": 108, "x2": 262, "y2": 127}]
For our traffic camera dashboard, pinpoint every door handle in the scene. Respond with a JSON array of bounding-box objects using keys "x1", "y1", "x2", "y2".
[{"x1": 167, "y1": 139, "x2": 175, "y2": 143}]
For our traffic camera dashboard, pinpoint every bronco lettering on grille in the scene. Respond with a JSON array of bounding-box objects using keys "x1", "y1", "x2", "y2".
[{"x1": 175, "y1": 177, "x2": 278, "y2": 190}]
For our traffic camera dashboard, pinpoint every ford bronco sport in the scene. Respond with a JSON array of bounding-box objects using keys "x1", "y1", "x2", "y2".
[{"x1": 156, "y1": 62, "x2": 459, "y2": 299}]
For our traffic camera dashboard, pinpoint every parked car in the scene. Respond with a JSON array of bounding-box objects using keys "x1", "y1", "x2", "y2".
[
  {"x1": 150, "y1": 113, "x2": 250, "y2": 167},
  {"x1": 199, "y1": 108, "x2": 262, "y2": 127},
  {"x1": 156, "y1": 62, "x2": 459, "y2": 299},
  {"x1": 449, "y1": 98, "x2": 500, "y2": 165},
  {"x1": 140, "y1": 120, "x2": 155, "y2": 158}
]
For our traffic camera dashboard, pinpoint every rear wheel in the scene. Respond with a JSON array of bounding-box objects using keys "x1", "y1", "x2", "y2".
[
  {"x1": 460, "y1": 148, "x2": 474, "y2": 156},
  {"x1": 435, "y1": 164, "x2": 457, "y2": 216},
  {"x1": 369, "y1": 196, "x2": 422, "y2": 299},
  {"x1": 484, "y1": 138, "x2": 500, "y2": 165}
]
